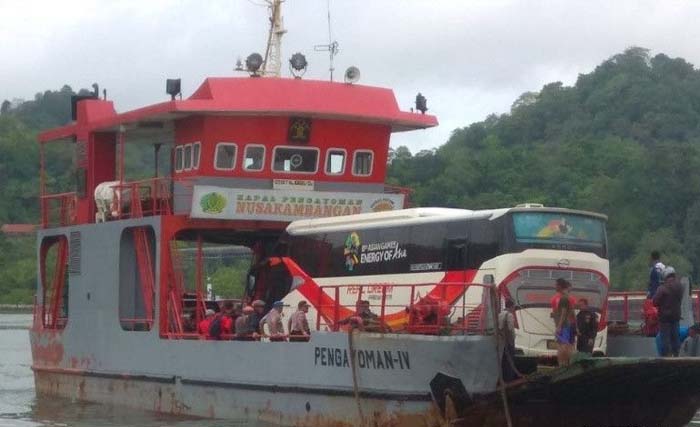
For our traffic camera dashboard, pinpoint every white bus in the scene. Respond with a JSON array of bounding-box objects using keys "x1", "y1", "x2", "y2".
[{"x1": 253, "y1": 205, "x2": 609, "y2": 356}]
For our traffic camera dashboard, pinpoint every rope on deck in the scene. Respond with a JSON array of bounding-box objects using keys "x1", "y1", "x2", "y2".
[
  {"x1": 348, "y1": 328, "x2": 366, "y2": 426},
  {"x1": 490, "y1": 285, "x2": 514, "y2": 427}
]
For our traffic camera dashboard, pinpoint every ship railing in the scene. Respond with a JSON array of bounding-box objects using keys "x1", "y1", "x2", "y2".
[
  {"x1": 111, "y1": 177, "x2": 172, "y2": 220},
  {"x1": 315, "y1": 282, "x2": 498, "y2": 336},
  {"x1": 607, "y1": 290, "x2": 700, "y2": 326},
  {"x1": 40, "y1": 192, "x2": 77, "y2": 228}
]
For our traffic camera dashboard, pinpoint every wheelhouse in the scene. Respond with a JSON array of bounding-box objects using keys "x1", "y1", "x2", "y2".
[{"x1": 35, "y1": 76, "x2": 437, "y2": 339}]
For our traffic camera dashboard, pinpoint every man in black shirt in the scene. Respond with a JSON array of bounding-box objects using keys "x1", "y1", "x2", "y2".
[
  {"x1": 653, "y1": 267, "x2": 684, "y2": 357},
  {"x1": 576, "y1": 298, "x2": 598, "y2": 354}
]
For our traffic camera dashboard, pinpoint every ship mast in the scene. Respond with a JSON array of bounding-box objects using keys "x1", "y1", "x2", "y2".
[{"x1": 261, "y1": 0, "x2": 286, "y2": 77}]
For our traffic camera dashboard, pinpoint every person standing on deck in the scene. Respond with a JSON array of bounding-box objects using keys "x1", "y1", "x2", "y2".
[
  {"x1": 261, "y1": 301, "x2": 286, "y2": 341},
  {"x1": 288, "y1": 300, "x2": 311, "y2": 342},
  {"x1": 248, "y1": 300, "x2": 266, "y2": 338},
  {"x1": 198, "y1": 309, "x2": 216, "y2": 339},
  {"x1": 681, "y1": 324, "x2": 700, "y2": 357},
  {"x1": 221, "y1": 301, "x2": 235, "y2": 336},
  {"x1": 653, "y1": 266, "x2": 683, "y2": 356},
  {"x1": 498, "y1": 299, "x2": 518, "y2": 381},
  {"x1": 647, "y1": 250, "x2": 666, "y2": 299},
  {"x1": 235, "y1": 306, "x2": 255, "y2": 340},
  {"x1": 576, "y1": 298, "x2": 598, "y2": 354},
  {"x1": 551, "y1": 278, "x2": 576, "y2": 366}
]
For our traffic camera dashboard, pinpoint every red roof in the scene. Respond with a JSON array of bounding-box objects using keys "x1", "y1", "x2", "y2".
[
  {"x1": 39, "y1": 77, "x2": 438, "y2": 142},
  {"x1": 1, "y1": 224, "x2": 37, "y2": 235}
]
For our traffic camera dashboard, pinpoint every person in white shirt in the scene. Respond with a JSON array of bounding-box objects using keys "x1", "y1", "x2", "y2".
[{"x1": 498, "y1": 299, "x2": 518, "y2": 381}]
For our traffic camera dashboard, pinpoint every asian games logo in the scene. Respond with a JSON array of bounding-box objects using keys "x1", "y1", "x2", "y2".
[{"x1": 344, "y1": 232, "x2": 361, "y2": 271}]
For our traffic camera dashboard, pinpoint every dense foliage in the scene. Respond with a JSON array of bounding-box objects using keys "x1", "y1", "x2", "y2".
[
  {"x1": 1, "y1": 47, "x2": 699, "y2": 303},
  {"x1": 0, "y1": 86, "x2": 83, "y2": 304},
  {"x1": 389, "y1": 47, "x2": 700, "y2": 289}
]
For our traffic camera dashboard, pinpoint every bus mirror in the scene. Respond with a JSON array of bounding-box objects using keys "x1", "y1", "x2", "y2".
[{"x1": 483, "y1": 274, "x2": 495, "y2": 285}]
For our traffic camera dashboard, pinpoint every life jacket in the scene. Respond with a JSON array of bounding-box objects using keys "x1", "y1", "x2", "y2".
[
  {"x1": 209, "y1": 314, "x2": 223, "y2": 340},
  {"x1": 642, "y1": 298, "x2": 659, "y2": 337}
]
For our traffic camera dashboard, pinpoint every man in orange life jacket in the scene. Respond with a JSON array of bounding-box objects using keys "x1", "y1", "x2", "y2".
[
  {"x1": 221, "y1": 301, "x2": 235, "y2": 336},
  {"x1": 198, "y1": 309, "x2": 216, "y2": 339}
]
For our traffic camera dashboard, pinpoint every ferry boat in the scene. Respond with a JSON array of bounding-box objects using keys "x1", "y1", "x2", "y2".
[{"x1": 28, "y1": 4, "x2": 700, "y2": 427}]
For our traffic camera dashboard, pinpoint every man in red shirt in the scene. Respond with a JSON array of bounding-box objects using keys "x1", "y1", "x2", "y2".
[
  {"x1": 551, "y1": 278, "x2": 576, "y2": 366},
  {"x1": 221, "y1": 301, "x2": 235, "y2": 337}
]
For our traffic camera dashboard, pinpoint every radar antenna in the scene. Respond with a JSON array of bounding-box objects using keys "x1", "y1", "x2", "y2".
[
  {"x1": 314, "y1": 0, "x2": 339, "y2": 81},
  {"x1": 261, "y1": 0, "x2": 286, "y2": 77}
]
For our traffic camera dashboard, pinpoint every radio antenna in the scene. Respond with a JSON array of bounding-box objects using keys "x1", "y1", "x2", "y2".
[{"x1": 314, "y1": 0, "x2": 339, "y2": 81}]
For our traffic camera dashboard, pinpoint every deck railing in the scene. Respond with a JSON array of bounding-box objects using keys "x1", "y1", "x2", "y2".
[
  {"x1": 40, "y1": 192, "x2": 77, "y2": 228},
  {"x1": 111, "y1": 177, "x2": 172, "y2": 220},
  {"x1": 607, "y1": 290, "x2": 700, "y2": 326},
  {"x1": 315, "y1": 282, "x2": 497, "y2": 335}
]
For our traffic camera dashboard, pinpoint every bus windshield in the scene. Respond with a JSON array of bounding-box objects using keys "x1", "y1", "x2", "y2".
[{"x1": 510, "y1": 211, "x2": 606, "y2": 256}]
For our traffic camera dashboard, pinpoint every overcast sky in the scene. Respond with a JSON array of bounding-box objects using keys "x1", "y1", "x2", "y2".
[{"x1": 1, "y1": 0, "x2": 699, "y2": 151}]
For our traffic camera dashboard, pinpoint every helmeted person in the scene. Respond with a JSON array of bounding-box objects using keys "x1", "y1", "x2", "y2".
[
  {"x1": 235, "y1": 306, "x2": 256, "y2": 341},
  {"x1": 647, "y1": 250, "x2": 666, "y2": 299},
  {"x1": 198, "y1": 309, "x2": 216, "y2": 340},
  {"x1": 653, "y1": 266, "x2": 683, "y2": 357},
  {"x1": 260, "y1": 300, "x2": 286, "y2": 341},
  {"x1": 288, "y1": 300, "x2": 311, "y2": 342}
]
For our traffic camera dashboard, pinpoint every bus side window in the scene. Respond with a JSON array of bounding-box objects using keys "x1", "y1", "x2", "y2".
[
  {"x1": 445, "y1": 239, "x2": 467, "y2": 270},
  {"x1": 467, "y1": 219, "x2": 500, "y2": 269}
]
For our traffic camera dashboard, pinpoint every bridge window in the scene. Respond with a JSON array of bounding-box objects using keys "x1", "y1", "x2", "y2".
[
  {"x1": 184, "y1": 144, "x2": 193, "y2": 170},
  {"x1": 325, "y1": 149, "x2": 346, "y2": 175},
  {"x1": 273, "y1": 146, "x2": 319, "y2": 173},
  {"x1": 215, "y1": 143, "x2": 238, "y2": 171},
  {"x1": 244, "y1": 145, "x2": 265, "y2": 171},
  {"x1": 175, "y1": 146, "x2": 184, "y2": 172},
  {"x1": 192, "y1": 142, "x2": 201, "y2": 170},
  {"x1": 353, "y1": 150, "x2": 373, "y2": 176}
]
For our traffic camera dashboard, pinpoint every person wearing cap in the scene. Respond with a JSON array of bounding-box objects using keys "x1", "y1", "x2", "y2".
[
  {"x1": 246, "y1": 300, "x2": 266, "y2": 339},
  {"x1": 235, "y1": 306, "x2": 255, "y2": 341},
  {"x1": 653, "y1": 266, "x2": 683, "y2": 356},
  {"x1": 261, "y1": 301, "x2": 286, "y2": 341},
  {"x1": 288, "y1": 300, "x2": 311, "y2": 342},
  {"x1": 551, "y1": 278, "x2": 576, "y2": 366},
  {"x1": 681, "y1": 324, "x2": 700, "y2": 357},
  {"x1": 198, "y1": 309, "x2": 216, "y2": 340}
]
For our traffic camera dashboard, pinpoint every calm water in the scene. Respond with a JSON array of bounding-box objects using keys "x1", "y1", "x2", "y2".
[
  {"x1": 3, "y1": 313, "x2": 700, "y2": 427},
  {"x1": 0, "y1": 313, "x2": 236, "y2": 427}
]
